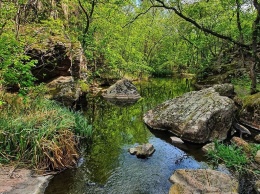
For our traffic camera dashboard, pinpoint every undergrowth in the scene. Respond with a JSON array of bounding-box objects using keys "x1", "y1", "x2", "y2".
[
  {"x1": 231, "y1": 74, "x2": 260, "y2": 98},
  {"x1": 0, "y1": 91, "x2": 92, "y2": 172},
  {"x1": 207, "y1": 141, "x2": 260, "y2": 175}
]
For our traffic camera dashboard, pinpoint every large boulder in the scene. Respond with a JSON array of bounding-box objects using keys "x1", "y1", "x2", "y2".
[
  {"x1": 102, "y1": 78, "x2": 141, "y2": 100},
  {"x1": 27, "y1": 31, "x2": 87, "y2": 83},
  {"x1": 24, "y1": 27, "x2": 88, "y2": 105},
  {"x1": 169, "y1": 169, "x2": 239, "y2": 194},
  {"x1": 47, "y1": 76, "x2": 82, "y2": 106},
  {"x1": 143, "y1": 84, "x2": 236, "y2": 143}
]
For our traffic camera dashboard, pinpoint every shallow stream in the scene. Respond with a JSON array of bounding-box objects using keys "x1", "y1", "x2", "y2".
[{"x1": 45, "y1": 78, "x2": 208, "y2": 194}]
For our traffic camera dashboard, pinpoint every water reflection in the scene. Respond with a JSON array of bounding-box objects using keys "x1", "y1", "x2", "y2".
[{"x1": 45, "y1": 77, "x2": 205, "y2": 194}]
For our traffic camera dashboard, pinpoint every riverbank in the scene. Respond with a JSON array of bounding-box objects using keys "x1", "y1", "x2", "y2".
[{"x1": 0, "y1": 87, "x2": 93, "y2": 193}]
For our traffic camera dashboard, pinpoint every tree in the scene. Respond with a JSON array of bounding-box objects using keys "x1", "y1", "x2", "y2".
[
  {"x1": 251, "y1": 0, "x2": 260, "y2": 94},
  {"x1": 136, "y1": 0, "x2": 258, "y2": 92}
]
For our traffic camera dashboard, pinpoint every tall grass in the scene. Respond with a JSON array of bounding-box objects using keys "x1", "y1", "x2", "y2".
[{"x1": 0, "y1": 93, "x2": 92, "y2": 171}]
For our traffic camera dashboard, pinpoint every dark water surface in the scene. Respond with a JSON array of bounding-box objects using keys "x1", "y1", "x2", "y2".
[{"x1": 45, "y1": 78, "x2": 207, "y2": 194}]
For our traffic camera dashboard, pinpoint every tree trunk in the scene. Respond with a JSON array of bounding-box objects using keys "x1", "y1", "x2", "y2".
[
  {"x1": 251, "y1": 0, "x2": 260, "y2": 94},
  {"x1": 236, "y1": 0, "x2": 245, "y2": 67},
  {"x1": 15, "y1": 1, "x2": 21, "y2": 40}
]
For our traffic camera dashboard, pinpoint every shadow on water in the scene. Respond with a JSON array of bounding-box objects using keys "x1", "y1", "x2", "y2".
[{"x1": 45, "y1": 77, "x2": 208, "y2": 194}]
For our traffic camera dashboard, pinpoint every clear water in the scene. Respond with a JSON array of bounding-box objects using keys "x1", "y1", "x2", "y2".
[{"x1": 45, "y1": 77, "x2": 207, "y2": 194}]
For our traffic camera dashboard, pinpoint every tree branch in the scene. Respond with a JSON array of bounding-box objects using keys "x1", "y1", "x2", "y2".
[
  {"x1": 78, "y1": 0, "x2": 95, "y2": 49},
  {"x1": 123, "y1": 6, "x2": 154, "y2": 28},
  {"x1": 154, "y1": 0, "x2": 249, "y2": 49}
]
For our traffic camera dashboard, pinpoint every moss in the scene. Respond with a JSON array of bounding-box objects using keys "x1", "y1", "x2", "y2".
[
  {"x1": 78, "y1": 80, "x2": 89, "y2": 93},
  {"x1": 242, "y1": 93, "x2": 260, "y2": 109}
]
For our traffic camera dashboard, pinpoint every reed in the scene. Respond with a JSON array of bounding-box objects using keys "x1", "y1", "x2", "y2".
[{"x1": 0, "y1": 93, "x2": 92, "y2": 171}]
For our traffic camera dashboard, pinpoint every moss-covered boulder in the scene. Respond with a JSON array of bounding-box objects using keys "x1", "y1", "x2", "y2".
[
  {"x1": 239, "y1": 93, "x2": 260, "y2": 130},
  {"x1": 143, "y1": 84, "x2": 236, "y2": 143},
  {"x1": 24, "y1": 27, "x2": 87, "y2": 83}
]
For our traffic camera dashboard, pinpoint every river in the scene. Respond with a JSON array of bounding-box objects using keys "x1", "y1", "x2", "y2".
[{"x1": 45, "y1": 77, "x2": 208, "y2": 194}]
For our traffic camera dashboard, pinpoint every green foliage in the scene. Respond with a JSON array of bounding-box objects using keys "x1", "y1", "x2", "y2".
[
  {"x1": 74, "y1": 112, "x2": 92, "y2": 137},
  {"x1": 232, "y1": 74, "x2": 260, "y2": 97},
  {"x1": 0, "y1": 0, "x2": 257, "y2": 80},
  {"x1": 207, "y1": 141, "x2": 248, "y2": 172},
  {"x1": 0, "y1": 35, "x2": 37, "y2": 94}
]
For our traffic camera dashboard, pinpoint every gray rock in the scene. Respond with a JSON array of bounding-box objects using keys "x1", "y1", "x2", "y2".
[
  {"x1": 255, "y1": 150, "x2": 260, "y2": 164},
  {"x1": 128, "y1": 143, "x2": 155, "y2": 158},
  {"x1": 212, "y1": 83, "x2": 235, "y2": 97},
  {"x1": 170, "y1": 136, "x2": 184, "y2": 144},
  {"x1": 201, "y1": 142, "x2": 215, "y2": 153},
  {"x1": 47, "y1": 76, "x2": 82, "y2": 106},
  {"x1": 103, "y1": 79, "x2": 141, "y2": 99},
  {"x1": 0, "y1": 167, "x2": 52, "y2": 194},
  {"x1": 169, "y1": 169, "x2": 239, "y2": 194},
  {"x1": 143, "y1": 85, "x2": 236, "y2": 143}
]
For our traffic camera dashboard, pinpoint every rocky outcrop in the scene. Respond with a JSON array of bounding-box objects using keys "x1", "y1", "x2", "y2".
[
  {"x1": 128, "y1": 143, "x2": 155, "y2": 158},
  {"x1": 143, "y1": 84, "x2": 236, "y2": 143},
  {"x1": 27, "y1": 32, "x2": 87, "y2": 83},
  {"x1": 102, "y1": 78, "x2": 141, "y2": 99},
  {"x1": 47, "y1": 76, "x2": 82, "y2": 106},
  {"x1": 0, "y1": 166, "x2": 52, "y2": 194},
  {"x1": 169, "y1": 169, "x2": 239, "y2": 194},
  {"x1": 24, "y1": 29, "x2": 88, "y2": 105}
]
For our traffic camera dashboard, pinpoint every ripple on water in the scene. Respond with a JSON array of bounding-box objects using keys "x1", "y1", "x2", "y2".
[{"x1": 45, "y1": 137, "x2": 206, "y2": 194}]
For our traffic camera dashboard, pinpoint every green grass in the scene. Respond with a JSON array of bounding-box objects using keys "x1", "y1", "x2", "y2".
[
  {"x1": 231, "y1": 74, "x2": 260, "y2": 98},
  {"x1": 207, "y1": 141, "x2": 260, "y2": 175},
  {"x1": 0, "y1": 93, "x2": 92, "y2": 171},
  {"x1": 207, "y1": 141, "x2": 248, "y2": 172}
]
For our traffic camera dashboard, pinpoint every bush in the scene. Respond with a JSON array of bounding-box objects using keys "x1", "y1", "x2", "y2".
[{"x1": 0, "y1": 35, "x2": 37, "y2": 94}]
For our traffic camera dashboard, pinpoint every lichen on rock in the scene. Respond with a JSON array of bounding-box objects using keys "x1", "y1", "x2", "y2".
[{"x1": 143, "y1": 84, "x2": 237, "y2": 143}]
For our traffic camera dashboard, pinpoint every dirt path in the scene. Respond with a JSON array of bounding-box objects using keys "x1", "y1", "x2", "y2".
[{"x1": 0, "y1": 165, "x2": 52, "y2": 194}]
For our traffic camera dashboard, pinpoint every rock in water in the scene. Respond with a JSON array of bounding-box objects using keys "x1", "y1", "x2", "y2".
[
  {"x1": 47, "y1": 76, "x2": 82, "y2": 106},
  {"x1": 102, "y1": 79, "x2": 141, "y2": 99},
  {"x1": 143, "y1": 84, "x2": 236, "y2": 143},
  {"x1": 170, "y1": 136, "x2": 184, "y2": 144},
  {"x1": 128, "y1": 143, "x2": 155, "y2": 158},
  {"x1": 169, "y1": 169, "x2": 239, "y2": 194}
]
